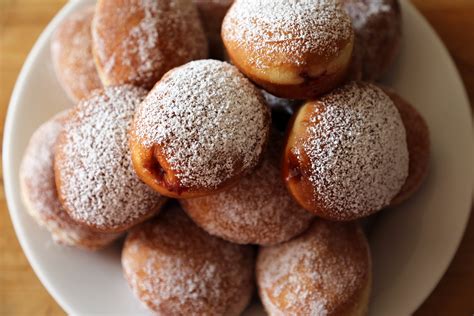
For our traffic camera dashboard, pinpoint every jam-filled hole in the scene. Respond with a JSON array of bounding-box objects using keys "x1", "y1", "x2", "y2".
[
  {"x1": 145, "y1": 153, "x2": 166, "y2": 183},
  {"x1": 287, "y1": 152, "x2": 302, "y2": 182}
]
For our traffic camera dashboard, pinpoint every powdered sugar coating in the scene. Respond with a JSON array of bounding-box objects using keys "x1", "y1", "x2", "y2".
[
  {"x1": 342, "y1": 0, "x2": 393, "y2": 29},
  {"x1": 341, "y1": 0, "x2": 401, "y2": 80},
  {"x1": 132, "y1": 60, "x2": 270, "y2": 191},
  {"x1": 222, "y1": 0, "x2": 353, "y2": 67},
  {"x1": 55, "y1": 85, "x2": 165, "y2": 232},
  {"x1": 181, "y1": 134, "x2": 314, "y2": 245},
  {"x1": 257, "y1": 220, "x2": 371, "y2": 316},
  {"x1": 293, "y1": 82, "x2": 408, "y2": 219},
  {"x1": 92, "y1": 0, "x2": 208, "y2": 89},
  {"x1": 122, "y1": 207, "x2": 255, "y2": 315},
  {"x1": 51, "y1": 6, "x2": 102, "y2": 102},
  {"x1": 20, "y1": 111, "x2": 119, "y2": 249}
]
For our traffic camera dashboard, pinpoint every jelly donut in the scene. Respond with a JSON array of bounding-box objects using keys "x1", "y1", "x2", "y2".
[
  {"x1": 55, "y1": 85, "x2": 166, "y2": 233},
  {"x1": 51, "y1": 6, "x2": 102, "y2": 102},
  {"x1": 180, "y1": 133, "x2": 314, "y2": 245},
  {"x1": 386, "y1": 91, "x2": 430, "y2": 206},
  {"x1": 20, "y1": 111, "x2": 120, "y2": 250},
  {"x1": 122, "y1": 205, "x2": 255, "y2": 315},
  {"x1": 257, "y1": 220, "x2": 371, "y2": 316},
  {"x1": 341, "y1": 0, "x2": 402, "y2": 80},
  {"x1": 222, "y1": 0, "x2": 354, "y2": 99},
  {"x1": 283, "y1": 82, "x2": 409, "y2": 220},
  {"x1": 92, "y1": 0, "x2": 208, "y2": 89},
  {"x1": 130, "y1": 60, "x2": 270, "y2": 198},
  {"x1": 193, "y1": 0, "x2": 234, "y2": 59}
]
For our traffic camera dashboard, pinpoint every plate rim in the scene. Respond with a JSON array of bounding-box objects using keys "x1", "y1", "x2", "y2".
[
  {"x1": 2, "y1": 1, "x2": 94, "y2": 314},
  {"x1": 370, "y1": 2, "x2": 473, "y2": 314}
]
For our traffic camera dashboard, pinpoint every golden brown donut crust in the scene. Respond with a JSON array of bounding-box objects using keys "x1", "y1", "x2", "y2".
[
  {"x1": 222, "y1": 0, "x2": 354, "y2": 99},
  {"x1": 92, "y1": 0, "x2": 208, "y2": 89},
  {"x1": 51, "y1": 6, "x2": 102, "y2": 102},
  {"x1": 240, "y1": 63, "x2": 353, "y2": 100},
  {"x1": 180, "y1": 133, "x2": 314, "y2": 246},
  {"x1": 257, "y1": 220, "x2": 371, "y2": 316},
  {"x1": 386, "y1": 90, "x2": 430, "y2": 206},
  {"x1": 282, "y1": 82, "x2": 409, "y2": 221},
  {"x1": 55, "y1": 86, "x2": 166, "y2": 233},
  {"x1": 130, "y1": 60, "x2": 270, "y2": 199},
  {"x1": 341, "y1": 0, "x2": 402, "y2": 81},
  {"x1": 122, "y1": 206, "x2": 255, "y2": 315},
  {"x1": 20, "y1": 111, "x2": 120, "y2": 250}
]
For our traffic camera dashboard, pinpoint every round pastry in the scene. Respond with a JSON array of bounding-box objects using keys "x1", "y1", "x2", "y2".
[
  {"x1": 386, "y1": 90, "x2": 430, "y2": 205},
  {"x1": 51, "y1": 6, "x2": 102, "y2": 102},
  {"x1": 180, "y1": 133, "x2": 314, "y2": 246},
  {"x1": 92, "y1": 0, "x2": 208, "y2": 89},
  {"x1": 122, "y1": 205, "x2": 255, "y2": 315},
  {"x1": 341, "y1": 0, "x2": 402, "y2": 80},
  {"x1": 55, "y1": 85, "x2": 166, "y2": 233},
  {"x1": 193, "y1": 0, "x2": 234, "y2": 59},
  {"x1": 222, "y1": 0, "x2": 354, "y2": 99},
  {"x1": 283, "y1": 82, "x2": 409, "y2": 220},
  {"x1": 257, "y1": 220, "x2": 371, "y2": 316},
  {"x1": 130, "y1": 60, "x2": 270, "y2": 198},
  {"x1": 20, "y1": 111, "x2": 120, "y2": 250}
]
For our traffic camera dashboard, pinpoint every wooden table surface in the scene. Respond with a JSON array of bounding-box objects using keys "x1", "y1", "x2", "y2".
[{"x1": 0, "y1": 0, "x2": 473, "y2": 315}]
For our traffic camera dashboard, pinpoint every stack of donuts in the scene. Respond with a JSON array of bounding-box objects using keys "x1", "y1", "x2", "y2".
[{"x1": 20, "y1": 0, "x2": 430, "y2": 315}]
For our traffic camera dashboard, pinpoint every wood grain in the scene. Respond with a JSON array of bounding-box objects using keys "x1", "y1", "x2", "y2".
[{"x1": 0, "y1": 1, "x2": 472, "y2": 315}]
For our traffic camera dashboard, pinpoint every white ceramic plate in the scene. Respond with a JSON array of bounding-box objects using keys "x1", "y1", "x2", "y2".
[{"x1": 3, "y1": 0, "x2": 473, "y2": 315}]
